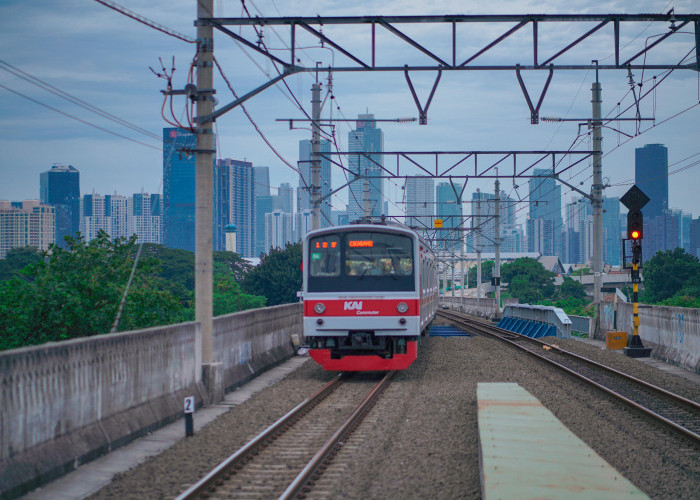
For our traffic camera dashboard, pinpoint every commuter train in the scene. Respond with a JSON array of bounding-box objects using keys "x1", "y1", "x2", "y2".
[{"x1": 302, "y1": 219, "x2": 437, "y2": 371}]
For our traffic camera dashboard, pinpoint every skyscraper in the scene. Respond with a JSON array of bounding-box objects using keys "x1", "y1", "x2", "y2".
[
  {"x1": 405, "y1": 176, "x2": 434, "y2": 237},
  {"x1": 635, "y1": 144, "x2": 669, "y2": 261},
  {"x1": 635, "y1": 144, "x2": 668, "y2": 219},
  {"x1": 253, "y1": 166, "x2": 270, "y2": 198},
  {"x1": 265, "y1": 210, "x2": 293, "y2": 250},
  {"x1": 215, "y1": 158, "x2": 256, "y2": 257},
  {"x1": 163, "y1": 127, "x2": 197, "y2": 252},
  {"x1": 348, "y1": 114, "x2": 384, "y2": 222},
  {"x1": 602, "y1": 197, "x2": 621, "y2": 266},
  {"x1": 436, "y1": 182, "x2": 462, "y2": 253},
  {"x1": 298, "y1": 139, "x2": 332, "y2": 226},
  {"x1": 467, "y1": 189, "x2": 515, "y2": 254},
  {"x1": 129, "y1": 192, "x2": 163, "y2": 244},
  {"x1": 527, "y1": 168, "x2": 562, "y2": 256},
  {"x1": 40, "y1": 164, "x2": 80, "y2": 247},
  {"x1": 278, "y1": 183, "x2": 294, "y2": 214}
]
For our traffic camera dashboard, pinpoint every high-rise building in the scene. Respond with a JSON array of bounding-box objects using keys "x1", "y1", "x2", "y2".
[
  {"x1": 690, "y1": 217, "x2": 700, "y2": 259},
  {"x1": 602, "y1": 197, "x2": 621, "y2": 266},
  {"x1": 265, "y1": 210, "x2": 293, "y2": 250},
  {"x1": 79, "y1": 193, "x2": 128, "y2": 240},
  {"x1": 295, "y1": 210, "x2": 312, "y2": 242},
  {"x1": 467, "y1": 189, "x2": 515, "y2": 254},
  {"x1": 0, "y1": 200, "x2": 55, "y2": 258},
  {"x1": 40, "y1": 164, "x2": 80, "y2": 247},
  {"x1": 215, "y1": 158, "x2": 256, "y2": 257},
  {"x1": 278, "y1": 183, "x2": 294, "y2": 214},
  {"x1": 163, "y1": 127, "x2": 197, "y2": 252},
  {"x1": 527, "y1": 168, "x2": 562, "y2": 256},
  {"x1": 635, "y1": 144, "x2": 668, "y2": 219},
  {"x1": 348, "y1": 114, "x2": 384, "y2": 222},
  {"x1": 436, "y1": 182, "x2": 462, "y2": 253},
  {"x1": 255, "y1": 195, "x2": 274, "y2": 256},
  {"x1": 298, "y1": 139, "x2": 332, "y2": 227},
  {"x1": 253, "y1": 166, "x2": 270, "y2": 198},
  {"x1": 635, "y1": 143, "x2": 668, "y2": 261},
  {"x1": 405, "y1": 176, "x2": 434, "y2": 236},
  {"x1": 129, "y1": 192, "x2": 163, "y2": 244}
]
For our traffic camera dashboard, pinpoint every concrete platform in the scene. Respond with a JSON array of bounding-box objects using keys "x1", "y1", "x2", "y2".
[
  {"x1": 478, "y1": 382, "x2": 648, "y2": 499},
  {"x1": 22, "y1": 357, "x2": 310, "y2": 500}
]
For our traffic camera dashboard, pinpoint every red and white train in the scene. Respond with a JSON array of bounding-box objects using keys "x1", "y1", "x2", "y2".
[{"x1": 302, "y1": 220, "x2": 437, "y2": 371}]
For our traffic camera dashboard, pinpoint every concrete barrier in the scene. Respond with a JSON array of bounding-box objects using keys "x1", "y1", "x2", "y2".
[
  {"x1": 0, "y1": 303, "x2": 303, "y2": 499},
  {"x1": 500, "y1": 304, "x2": 572, "y2": 339},
  {"x1": 599, "y1": 301, "x2": 700, "y2": 373},
  {"x1": 442, "y1": 296, "x2": 497, "y2": 318}
]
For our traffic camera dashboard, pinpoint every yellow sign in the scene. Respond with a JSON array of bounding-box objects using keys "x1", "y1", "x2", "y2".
[{"x1": 434, "y1": 219, "x2": 443, "y2": 228}]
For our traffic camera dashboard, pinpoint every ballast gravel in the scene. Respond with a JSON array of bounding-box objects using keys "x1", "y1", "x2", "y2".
[{"x1": 90, "y1": 321, "x2": 699, "y2": 499}]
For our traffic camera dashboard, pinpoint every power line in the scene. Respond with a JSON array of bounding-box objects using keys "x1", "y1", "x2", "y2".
[
  {"x1": 0, "y1": 58, "x2": 161, "y2": 142},
  {"x1": 0, "y1": 83, "x2": 161, "y2": 151},
  {"x1": 93, "y1": 0, "x2": 196, "y2": 43}
]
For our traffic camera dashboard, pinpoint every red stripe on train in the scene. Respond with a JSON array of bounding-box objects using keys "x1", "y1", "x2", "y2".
[{"x1": 304, "y1": 299, "x2": 419, "y2": 316}]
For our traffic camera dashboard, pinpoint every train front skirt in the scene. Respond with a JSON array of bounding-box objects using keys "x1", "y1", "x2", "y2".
[{"x1": 309, "y1": 341, "x2": 418, "y2": 371}]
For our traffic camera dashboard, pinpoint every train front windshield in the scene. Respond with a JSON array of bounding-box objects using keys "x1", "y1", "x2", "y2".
[{"x1": 308, "y1": 231, "x2": 414, "y2": 292}]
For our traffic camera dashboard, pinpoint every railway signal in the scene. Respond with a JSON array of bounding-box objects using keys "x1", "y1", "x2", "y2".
[{"x1": 620, "y1": 185, "x2": 651, "y2": 358}]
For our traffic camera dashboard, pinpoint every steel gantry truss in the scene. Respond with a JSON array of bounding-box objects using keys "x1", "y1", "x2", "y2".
[{"x1": 197, "y1": 13, "x2": 700, "y2": 124}]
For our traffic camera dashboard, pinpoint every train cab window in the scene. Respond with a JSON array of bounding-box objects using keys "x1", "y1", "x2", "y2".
[
  {"x1": 309, "y1": 235, "x2": 340, "y2": 277},
  {"x1": 345, "y1": 232, "x2": 413, "y2": 278}
]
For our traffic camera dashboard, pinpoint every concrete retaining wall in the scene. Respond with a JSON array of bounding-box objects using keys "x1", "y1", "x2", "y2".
[
  {"x1": 442, "y1": 297, "x2": 498, "y2": 318},
  {"x1": 0, "y1": 303, "x2": 303, "y2": 499},
  {"x1": 599, "y1": 301, "x2": 700, "y2": 373}
]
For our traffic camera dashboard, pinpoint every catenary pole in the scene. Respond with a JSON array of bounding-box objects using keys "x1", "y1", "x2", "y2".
[
  {"x1": 494, "y1": 173, "x2": 501, "y2": 316},
  {"x1": 311, "y1": 78, "x2": 321, "y2": 230},
  {"x1": 592, "y1": 61, "x2": 603, "y2": 304},
  {"x1": 196, "y1": 0, "x2": 215, "y2": 380},
  {"x1": 476, "y1": 190, "x2": 482, "y2": 309}
]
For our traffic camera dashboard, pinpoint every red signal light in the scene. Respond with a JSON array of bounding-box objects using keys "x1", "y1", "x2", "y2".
[{"x1": 630, "y1": 230, "x2": 641, "y2": 240}]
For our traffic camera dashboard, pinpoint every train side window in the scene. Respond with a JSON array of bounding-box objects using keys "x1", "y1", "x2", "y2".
[{"x1": 309, "y1": 235, "x2": 340, "y2": 277}]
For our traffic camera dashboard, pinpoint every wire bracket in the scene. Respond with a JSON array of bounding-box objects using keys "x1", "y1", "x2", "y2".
[
  {"x1": 404, "y1": 67, "x2": 442, "y2": 125},
  {"x1": 516, "y1": 64, "x2": 554, "y2": 124}
]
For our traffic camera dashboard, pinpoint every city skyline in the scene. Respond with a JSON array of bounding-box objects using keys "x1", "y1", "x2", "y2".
[{"x1": 1, "y1": 1, "x2": 699, "y2": 230}]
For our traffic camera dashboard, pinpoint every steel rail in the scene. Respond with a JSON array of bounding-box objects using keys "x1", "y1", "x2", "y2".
[
  {"x1": 175, "y1": 374, "x2": 344, "y2": 500},
  {"x1": 438, "y1": 310, "x2": 700, "y2": 444},
  {"x1": 280, "y1": 371, "x2": 395, "y2": 499}
]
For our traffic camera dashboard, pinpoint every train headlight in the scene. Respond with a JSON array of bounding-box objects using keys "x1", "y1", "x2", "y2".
[
  {"x1": 397, "y1": 302, "x2": 409, "y2": 314},
  {"x1": 314, "y1": 303, "x2": 326, "y2": 314}
]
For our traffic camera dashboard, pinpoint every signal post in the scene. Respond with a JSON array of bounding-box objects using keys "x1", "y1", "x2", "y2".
[{"x1": 620, "y1": 185, "x2": 651, "y2": 358}]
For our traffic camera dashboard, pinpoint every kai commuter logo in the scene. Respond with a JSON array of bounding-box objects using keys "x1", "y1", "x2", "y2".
[{"x1": 344, "y1": 301, "x2": 363, "y2": 311}]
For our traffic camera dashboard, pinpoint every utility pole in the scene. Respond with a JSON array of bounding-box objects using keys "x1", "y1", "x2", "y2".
[
  {"x1": 363, "y1": 171, "x2": 371, "y2": 218},
  {"x1": 476, "y1": 190, "x2": 482, "y2": 309},
  {"x1": 460, "y1": 215, "x2": 465, "y2": 311},
  {"x1": 494, "y1": 174, "x2": 501, "y2": 316},
  {"x1": 311, "y1": 78, "x2": 322, "y2": 230},
  {"x1": 195, "y1": 0, "x2": 219, "y2": 401},
  {"x1": 592, "y1": 60, "x2": 604, "y2": 304}
]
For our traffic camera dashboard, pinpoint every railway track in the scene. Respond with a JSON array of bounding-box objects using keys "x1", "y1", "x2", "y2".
[
  {"x1": 176, "y1": 371, "x2": 394, "y2": 500},
  {"x1": 438, "y1": 310, "x2": 700, "y2": 445}
]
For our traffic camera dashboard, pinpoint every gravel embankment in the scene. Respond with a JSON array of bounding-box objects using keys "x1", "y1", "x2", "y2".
[{"x1": 91, "y1": 322, "x2": 700, "y2": 499}]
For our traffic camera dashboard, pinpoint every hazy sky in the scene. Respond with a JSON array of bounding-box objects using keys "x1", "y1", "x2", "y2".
[{"x1": 1, "y1": 0, "x2": 698, "y2": 225}]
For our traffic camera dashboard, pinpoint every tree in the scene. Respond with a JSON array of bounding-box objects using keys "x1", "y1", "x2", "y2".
[
  {"x1": 501, "y1": 257, "x2": 555, "y2": 303},
  {"x1": 642, "y1": 248, "x2": 700, "y2": 303},
  {"x1": 0, "y1": 232, "x2": 184, "y2": 350},
  {"x1": 242, "y1": 243, "x2": 302, "y2": 306},
  {"x1": 558, "y1": 276, "x2": 588, "y2": 300},
  {"x1": 0, "y1": 247, "x2": 43, "y2": 281},
  {"x1": 213, "y1": 272, "x2": 266, "y2": 316},
  {"x1": 466, "y1": 260, "x2": 494, "y2": 288}
]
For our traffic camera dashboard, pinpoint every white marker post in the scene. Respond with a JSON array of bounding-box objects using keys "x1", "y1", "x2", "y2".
[{"x1": 184, "y1": 396, "x2": 195, "y2": 437}]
